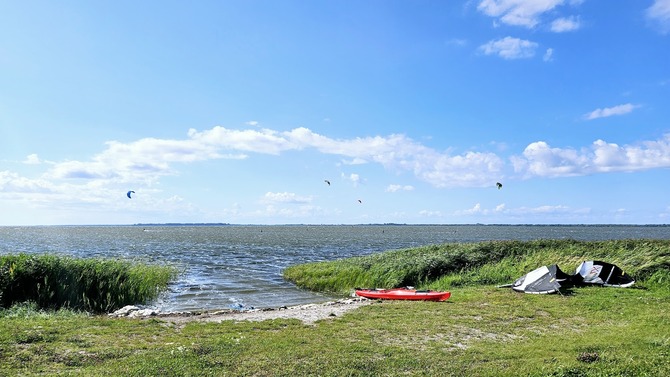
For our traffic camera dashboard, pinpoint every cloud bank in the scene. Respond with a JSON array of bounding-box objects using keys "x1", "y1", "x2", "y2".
[
  {"x1": 511, "y1": 135, "x2": 670, "y2": 177},
  {"x1": 4, "y1": 126, "x2": 670, "y2": 209},
  {"x1": 35, "y1": 126, "x2": 505, "y2": 189}
]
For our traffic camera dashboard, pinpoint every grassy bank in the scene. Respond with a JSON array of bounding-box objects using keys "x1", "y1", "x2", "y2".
[
  {"x1": 0, "y1": 254, "x2": 178, "y2": 313},
  {"x1": 1, "y1": 240, "x2": 669, "y2": 376},
  {"x1": 284, "y1": 239, "x2": 670, "y2": 293}
]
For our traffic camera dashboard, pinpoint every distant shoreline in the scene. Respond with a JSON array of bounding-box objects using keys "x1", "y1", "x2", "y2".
[
  {"x1": 131, "y1": 223, "x2": 670, "y2": 227},
  {"x1": 134, "y1": 222, "x2": 232, "y2": 226},
  {"x1": 3, "y1": 223, "x2": 670, "y2": 228}
]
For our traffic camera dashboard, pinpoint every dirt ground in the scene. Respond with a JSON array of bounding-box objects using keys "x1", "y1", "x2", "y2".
[{"x1": 114, "y1": 298, "x2": 373, "y2": 325}]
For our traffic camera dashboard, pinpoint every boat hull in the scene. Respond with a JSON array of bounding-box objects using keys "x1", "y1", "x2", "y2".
[{"x1": 355, "y1": 288, "x2": 451, "y2": 302}]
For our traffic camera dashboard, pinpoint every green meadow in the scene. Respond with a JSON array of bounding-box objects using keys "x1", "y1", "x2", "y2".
[{"x1": 1, "y1": 239, "x2": 669, "y2": 376}]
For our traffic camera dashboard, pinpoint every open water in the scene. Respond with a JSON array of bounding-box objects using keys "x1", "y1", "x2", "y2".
[{"x1": 1, "y1": 224, "x2": 668, "y2": 311}]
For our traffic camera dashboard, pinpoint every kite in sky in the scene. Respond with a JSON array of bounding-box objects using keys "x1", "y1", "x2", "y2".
[
  {"x1": 324, "y1": 179, "x2": 330, "y2": 186},
  {"x1": 127, "y1": 190, "x2": 135, "y2": 199},
  {"x1": 496, "y1": 182, "x2": 503, "y2": 190}
]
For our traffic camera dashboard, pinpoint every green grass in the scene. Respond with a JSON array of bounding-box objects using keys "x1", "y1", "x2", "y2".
[
  {"x1": 1, "y1": 286, "x2": 667, "y2": 376},
  {"x1": 284, "y1": 239, "x2": 670, "y2": 293},
  {"x1": 0, "y1": 254, "x2": 178, "y2": 313},
  {"x1": 1, "y1": 239, "x2": 669, "y2": 376}
]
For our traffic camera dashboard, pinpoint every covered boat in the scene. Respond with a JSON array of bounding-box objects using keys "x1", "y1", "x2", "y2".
[{"x1": 355, "y1": 288, "x2": 451, "y2": 302}]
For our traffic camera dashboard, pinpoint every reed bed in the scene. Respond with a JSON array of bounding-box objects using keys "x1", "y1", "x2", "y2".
[
  {"x1": 0, "y1": 254, "x2": 177, "y2": 313},
  {"x1": 283, "y1": 239, "x2": 670, "y2": 294}
]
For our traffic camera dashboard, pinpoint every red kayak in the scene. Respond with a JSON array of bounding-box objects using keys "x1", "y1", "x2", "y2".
[{"x1": 355, "y1": 288, "x2": 451, "y2": 302}]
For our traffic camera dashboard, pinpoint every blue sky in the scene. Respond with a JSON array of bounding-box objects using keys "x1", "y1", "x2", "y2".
[{"x1": 1, "y1": 0, "x2": 669, "y2": 225}]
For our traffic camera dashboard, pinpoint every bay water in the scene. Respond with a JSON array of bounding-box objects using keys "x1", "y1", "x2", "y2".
[{"x1": 1, "y1": 224, "x2": 668, "y2": 311}]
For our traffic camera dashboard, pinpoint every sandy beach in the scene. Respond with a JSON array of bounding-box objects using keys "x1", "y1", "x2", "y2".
[{"x1": 111, "y1": 297, "x2": 373, "y2": 325}]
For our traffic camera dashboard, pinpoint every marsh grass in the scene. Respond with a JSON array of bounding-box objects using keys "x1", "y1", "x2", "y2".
[
  {"x1": 284, "y1": 239, "x2": 670, "y2": 293},
  {"x1": 0, "y1": 254, "x2": 178, "y2": 313},
  {"x1": 1, "y1": 239, "x2": 669, "y2": 376}
]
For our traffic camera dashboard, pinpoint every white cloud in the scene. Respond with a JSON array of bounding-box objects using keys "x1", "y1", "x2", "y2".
[
  {"x1": 23, "y1": 154, "x2": 41, "y2": 165},
  {"x1": 461, "y1": 203, "x2": 484, "y2": 215},
  {"x1": 386, "y1": 184, "x2": 414, "y2": 192},
  {"x1": 419, "y1": 210, "x2": 443, "y2": 217},
  {"x1": 342, "y1": 173, "x2": 361, "y2": 187},
  {"x1": 511, "y1": 141, "x2": 593, "y2": 177},
  {"x1": 0, "y1": 170, "x2": 54, "y2": 194},
  {"x1": 261, "y1": 192, "x2": 313, "y2": 204},
  {"x1": 583, "y1": 103, "x2": 637, "y2": 120},
  {"x1": 477, "y1": 0, "x2": 567, "y2": 28},
  {"x1": 7, "y1": 122, "x2": 670, "y2": 224},
  {"x1": 418, "y1": 151, "x2": 504, "y2": 187},
  {"x1": 342, "y1": 157, "x2": 368, "y2": 165},
  {"x1": 245, "y1": 121, "x2": 259, "y2": 127},
  {"x1": 550, "y1": 16, "x2": 581, "y2": 32},
  {"x1": 646, "y1": 0, "x2": 670, "y2": 34},
  {"x1": 3, "y1": 125, "x2": 507, "y2": 215},
  {"x1": 455, "y1": 202, "x2": 514, "y2": 216},
  {"x1": 44, "y1": 132, "x2": 250, "y2": 184},
  {"x1": 188, "y1": 127, "x2": 297, "y2": 155},
  {"x1": 479, "y1": 37, "x2": 538, "y2": 59},
  {"x1": 9, "y1": 123, "x2": 670, "y2": 213},
  {"x1": 543, "y1": 48, "x2": 554, "y2": 62},
  {"x1": 512, "y1": 135, "x2": 670, "y2": 178}
]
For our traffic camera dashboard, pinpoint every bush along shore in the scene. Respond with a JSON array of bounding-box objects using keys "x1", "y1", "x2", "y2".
[{"x1": 0, "y1": 239, "x2": 669, "y2": 376}]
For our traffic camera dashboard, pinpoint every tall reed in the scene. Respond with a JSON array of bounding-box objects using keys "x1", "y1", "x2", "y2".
[
  {"x1": 283, "y1": 239, "x2": 670, "y2": 294},
  {"x1": 0, "y1": 254, "x2": 177, "y2": 313}
]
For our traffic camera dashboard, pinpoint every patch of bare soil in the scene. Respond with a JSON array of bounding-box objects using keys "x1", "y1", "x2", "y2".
[{"x1": 115, "y1": 298, "x2": 373, "y2": 325}]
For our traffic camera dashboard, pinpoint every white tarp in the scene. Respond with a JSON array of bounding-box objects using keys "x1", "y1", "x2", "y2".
[{"x1": 511, "y1": 265, "x2": 563, "y2": 294}]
